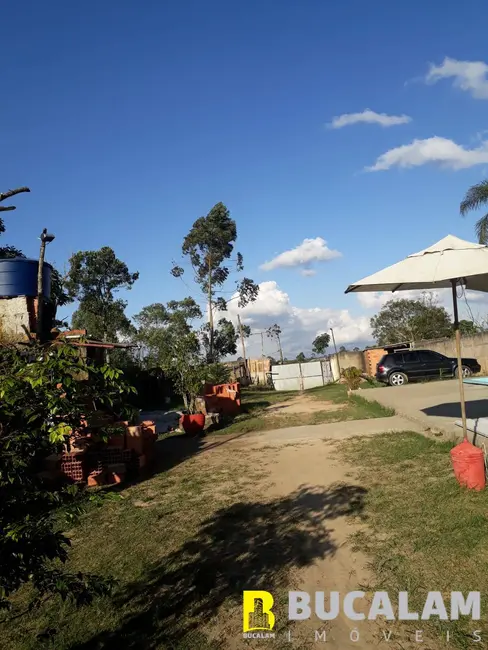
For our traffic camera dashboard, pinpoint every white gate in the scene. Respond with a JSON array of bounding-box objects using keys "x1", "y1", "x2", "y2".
[{"x1": 271, "y1": 360, "x2": 333, "y2": 391}]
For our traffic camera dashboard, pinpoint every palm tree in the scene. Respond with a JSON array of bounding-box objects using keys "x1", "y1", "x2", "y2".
[{"x1": 460, "y1": 179, "x2": 488, "y2": 244}]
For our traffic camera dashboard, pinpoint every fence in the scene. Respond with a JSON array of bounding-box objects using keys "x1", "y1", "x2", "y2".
[
  {"x1": 270, "y1": 359, "x2": 333, "y2": 391},
  {"x1": 247, "y1": 358, "x2": 272, "y2": 384}
]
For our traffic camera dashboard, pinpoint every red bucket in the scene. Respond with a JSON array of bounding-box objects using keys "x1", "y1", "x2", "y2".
[{"x1": 450, "y1": 439, "x2": 486, "y2": 491}]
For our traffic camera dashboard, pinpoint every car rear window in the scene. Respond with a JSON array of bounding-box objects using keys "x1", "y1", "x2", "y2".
[
  {"x1": 402, "y1": 351, "x2": 419, "y2": 362},
  {"x1": 382, "y1": 354, "x2": 399, "y2": 364}
]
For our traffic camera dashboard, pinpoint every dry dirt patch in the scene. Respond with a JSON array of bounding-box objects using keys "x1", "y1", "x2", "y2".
[{"x1": 263, "y1": 394, "x2": 345, "y2": 416}]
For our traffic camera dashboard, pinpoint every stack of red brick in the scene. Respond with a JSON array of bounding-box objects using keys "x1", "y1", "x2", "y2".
[
  {"x1": 48, "y1": 419, "x2": 157, "y2": 486},
  {"x1": 201, "y1": 382, "x2": 241, "y2": 416}
]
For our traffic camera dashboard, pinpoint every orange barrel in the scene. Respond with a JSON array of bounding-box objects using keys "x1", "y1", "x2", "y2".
[{"x1": 450, "y1": 439, "x2": 486, "y2": 491}]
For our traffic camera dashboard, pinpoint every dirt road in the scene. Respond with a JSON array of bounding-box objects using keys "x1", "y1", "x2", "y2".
[{"x1": 198, "y1": 435, "x2": 416, "y2": 649}]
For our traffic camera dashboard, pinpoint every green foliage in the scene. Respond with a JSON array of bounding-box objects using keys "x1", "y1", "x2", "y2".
[
  {"x1": 371, "y1": 295, "x2": 452, "y2": 345},
  {"x1": 296, "y1": 352, "x2": 306, "y2": 363},
  {"x1": 341, "y1": 366, "x2": 363, "y2": 392},
  {"x1": 266, "y1": 323, "x2": 281, "y2": 340},
  {"x1": 460, "y1": 178, "x2": 488, "y2": 244},
  {"x1": 204, "y1": 362, "x2": 231, "y2": 385},
  {"x1": 0, "y1": 343, "x2": 136, "y2": 612},
  {"x1": 65, "y1": 247, "x2": 138, "y2": 342},
  {"x1": 312, "y1": 333, "x2": 330, "y2": 355},
  {"x1": 134, "y1": 299, "x2": 205, "y2": 412},
  {"x1": 171, "y1": 203, "x2": 259, "y2": 362},
  {"x1": 459, "y1": 319, "x2": 482, "y2": 337}
]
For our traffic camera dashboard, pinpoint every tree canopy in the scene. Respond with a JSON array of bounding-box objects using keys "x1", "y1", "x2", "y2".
[
  {"x1": 296, "y1": 352, "x2": 306, "y2": 363},
  {"x1": 312, "y1": 333, "x2": 330, "y2": 355},
  {"x1": 66, "y1": 247, "x2": 138, "y2": 342},
  {"x1": 171, "y1": 203, "x2": 258, "y2": 363},
  {"x1": 371, "y1": 296, "x2": 452, "y2": 345}
]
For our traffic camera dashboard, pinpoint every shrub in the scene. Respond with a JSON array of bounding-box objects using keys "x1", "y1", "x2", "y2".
[
  {"x1": 341, "y1": 366, "x2": 363, "y2": 392},
  {"x1": 0, "y1": 343, "x2": 136, "y2": 612}
]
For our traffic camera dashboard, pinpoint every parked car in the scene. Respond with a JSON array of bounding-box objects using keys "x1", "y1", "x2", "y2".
[{"x1": 376, "y1": 349, "x2": 481, "y2": 386}]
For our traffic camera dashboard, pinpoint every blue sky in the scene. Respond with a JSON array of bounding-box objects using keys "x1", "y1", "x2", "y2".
[{"x1": 3, "y1": 1, "x2": 488, "y2": 355}]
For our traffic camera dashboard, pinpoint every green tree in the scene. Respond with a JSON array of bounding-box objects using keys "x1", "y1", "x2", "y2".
[
  {"x1": 339, "y1": 345, "x2": 346, "y2": 352},
  {"x1": 0, "y1": 342, "x2": 136, "y2": 612},
  {"x1": 296, "y1": 352, "x2": 306, "y2": 363},
  {"x1": 134, "y1": 299, "x2": 206, "y2": 411},
  {"x1": 371, "y1": 296, "x2": 452, "y2": 345},
  {"x1": 171, "y1": 203, "x2": 258, "y2": 363},
  {"x1": 66, "y1": 247, "x2": 138, "y2": 342},
  {"x1": 312, "y1": 333, "x2": 330, "y2": 355},
  {"x1": 460, "y1": 179, "x2": 488, "y2": 244},
  {"x1": 201, "y1": 317, "x2": 249, "y2": 361},
  {"x1": 266, "y1": 324, "x2": 284, "y2": 363},
  {"x1": 459, "y1": 319, "x2": 482, "y2": 336}
]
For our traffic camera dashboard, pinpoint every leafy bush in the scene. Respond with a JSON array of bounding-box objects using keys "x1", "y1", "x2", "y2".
[
  {"x1": 203, "y1": 362, "x2": 231, "y2": 385},
  {"x1": 0, "y1": 343, "x2": 136, "y2": 613},
  {"x1": 341, "y1": 366, "x2": 363, "y2": 392}
]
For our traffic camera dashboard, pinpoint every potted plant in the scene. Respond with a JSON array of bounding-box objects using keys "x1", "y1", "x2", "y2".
[
  {"x1": 177, "y1": 363, "x2": 206, "y2": 435},
  {"x1": 159, "y1": 328, "x2": 207, "y2": 435}
]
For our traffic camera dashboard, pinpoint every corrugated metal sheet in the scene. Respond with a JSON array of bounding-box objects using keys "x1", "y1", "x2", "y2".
[{"x1": 271, "y1": 360, "x2": 333, "y2": 391}]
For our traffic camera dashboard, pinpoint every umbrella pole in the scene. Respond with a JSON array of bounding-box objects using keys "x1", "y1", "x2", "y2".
[{"x1": 451, "y1": 279, "x2": 468, "y2": 440}]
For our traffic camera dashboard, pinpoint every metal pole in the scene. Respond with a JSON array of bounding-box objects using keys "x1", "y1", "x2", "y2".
[
  {"x1": 330, "y1": 327, "x2": 341, "y2": 380},
  {"x1": 36, "y1": 229, "x2": 48, "y2": 342},
  {"x1": 452, "y1": 279, "x2": 467, "y2": 440}
]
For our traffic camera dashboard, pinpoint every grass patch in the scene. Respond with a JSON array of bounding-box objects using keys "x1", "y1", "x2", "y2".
[
  {"x1": 214, "y1": 384, "x2": 394, "y2": 435},
  {"x1": 341, "y1": 432, "x2": 488, "y2": 648}
]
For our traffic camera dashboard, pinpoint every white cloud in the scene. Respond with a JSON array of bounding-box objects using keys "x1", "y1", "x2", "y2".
[
  {"x1": 300, "y1": 269, "x2": 317, "y2": 277},
  {"x1": 219, "y1": 281, "x2": 371, "y2": 357},
  {"x1": 366, "y1": 136, "x2": 488, "y2": 172},
  {"x1": 329, "y1": 109, "x2": 411, "y2": 129},
  {"x1": 355, "y1": 290, "x2": 432, "y2": 310},
  {"x1": 425, "y1": 57, "x2": 488, "y2": 99},
  {"x1": 260, "y1": 237, "x2": 341, "y2": 272}
]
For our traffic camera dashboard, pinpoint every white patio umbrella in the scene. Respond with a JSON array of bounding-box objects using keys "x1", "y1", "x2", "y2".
[{"x1": 345, "y1": 234, "x2": 488, "y2": 439}]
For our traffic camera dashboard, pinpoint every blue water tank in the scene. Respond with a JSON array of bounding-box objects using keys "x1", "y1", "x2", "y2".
[{"x1": 0, "y1": 258, "x2": 52, "y2": 298}]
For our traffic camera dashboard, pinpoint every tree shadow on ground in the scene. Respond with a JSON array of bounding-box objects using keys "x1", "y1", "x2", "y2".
[
  {"x1": 70, "y1": 483, "x2": 367, "y2": 650},
  {"x1": 422, "y1": 399, "x2": 488, "y2": 419}
]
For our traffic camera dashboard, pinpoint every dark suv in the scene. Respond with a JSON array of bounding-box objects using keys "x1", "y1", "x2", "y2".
[{"x1": 376, "y1": 349, "x2": 481, "y2": 386}]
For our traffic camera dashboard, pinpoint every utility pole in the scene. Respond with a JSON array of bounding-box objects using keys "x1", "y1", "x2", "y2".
[
  {"x1": 237, "y1": 314, "x2": 249, "y2": 380},
  {"x1": 260, "y1": 331, "x2": 266, "y2": 384},
  {"x1": 36, "y1": 228, "x2": 55, "y2": 342},
  {"x1": 330, "y1": 327, "x2": 340, "y2": 380}
]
